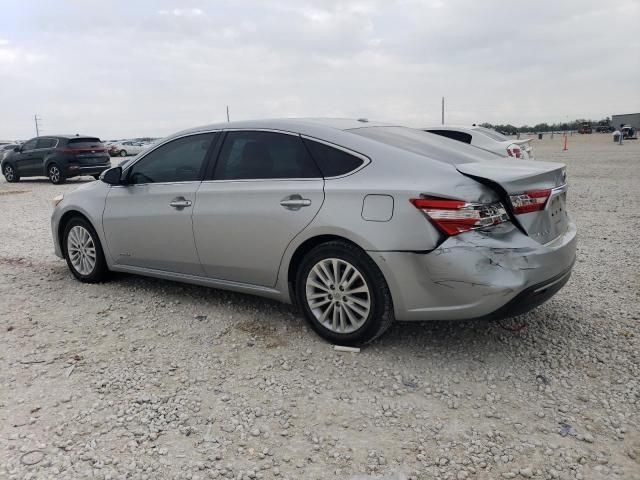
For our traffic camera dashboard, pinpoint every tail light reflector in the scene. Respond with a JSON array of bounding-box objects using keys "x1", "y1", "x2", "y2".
[
  {"x1": 62, "y1": 148, "x2": 106, "y2": 154},
  {"x1": 507, "y1": 145, "x2": 522, "y2": 158},
  {"x1": 509, "y1": 189, "x2": 551, "y2": 214},
  {"x1": 410, "y1": 197, "x2": 509, "y2": 236}
]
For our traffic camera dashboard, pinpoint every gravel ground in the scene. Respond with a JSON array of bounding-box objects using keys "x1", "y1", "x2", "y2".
[{"x1": 1, "y1": 134, "x2": 639, "y2": 480}]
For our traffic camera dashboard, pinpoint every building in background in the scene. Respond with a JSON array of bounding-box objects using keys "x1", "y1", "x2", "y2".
[{"x1": 611, "y1": 113, "x2": 640, "y2": 130}]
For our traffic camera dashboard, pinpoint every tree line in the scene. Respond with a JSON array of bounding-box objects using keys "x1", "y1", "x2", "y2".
[{"x1": 479, "y1": 117, "x2": 613, "y2": 135}]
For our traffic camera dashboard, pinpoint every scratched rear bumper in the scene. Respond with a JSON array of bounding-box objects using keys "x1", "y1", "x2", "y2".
[{"x1": 369, "y1": 221, "x2": 577, "y2": 321}]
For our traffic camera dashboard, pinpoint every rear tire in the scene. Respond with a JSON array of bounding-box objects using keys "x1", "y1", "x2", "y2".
[
  {"x1": 295, "y1": 241, "x2": 394, "y2": 346},
  {"x1": 48, "y1": 163, "x2": 65, "y2": 184},
  {"x1": 3, "y1": 164, "x2": 19, "y2": 182},
  {"x1": 63, "y1": 217, "x2": 108, "y2": 283},
  {"x1": 119, "y1": 150, "x2": 127, "y2": 157}
]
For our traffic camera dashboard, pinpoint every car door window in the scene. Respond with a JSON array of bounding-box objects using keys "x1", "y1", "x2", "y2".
[
  {"x1": 128, "y1": 133, "x2": 217, "y2": 184},
  {"x1": 36, "y1": 138, "x2": 56, "y2": 149},
  {"x1": 21, "y1": 139, "x2": 38, "y2": 151},
  {"x1": 302, "y1": 138, "x2": 365, "y2": 177},
  {"x1": 213, "y1": 131, "x2": 321, "y2": 180}
]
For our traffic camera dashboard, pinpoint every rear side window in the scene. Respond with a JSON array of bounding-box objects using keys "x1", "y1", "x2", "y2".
[
  {"x1": 426, "y1": 130, "x2": 472, "y2": 144},
  {"x1": 129, "y1": 133, "x2": 216, "y2": 184},
  {"x1": 214, "y1": 131, "x2": 321, "y2": 180},
  {"x1": 302, "y1": 138, "x2": 364, "y2": 177},
  {"x1": 36, "y1": 138, "x2": 57, "y2": 149}
]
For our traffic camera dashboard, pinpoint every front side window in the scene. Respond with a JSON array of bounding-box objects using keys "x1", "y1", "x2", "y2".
[
  {"x1": 22, "y1": 138, "x2": 38, "y2": 151},
  {"x1": 213, "y1": 131, "x2": 321, "y2": 180},
  {"x1": 128, "y1": 133, "x2": 216, "y2": 184}
]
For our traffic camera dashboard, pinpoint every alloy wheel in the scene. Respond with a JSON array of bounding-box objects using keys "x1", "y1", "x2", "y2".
[
  {"x1": 4, "y1": 165, "x2": 14, "y2": 181},
  {"x1": 67, "y1": 225, "x2": 97, "y2": 276},
  {"x1": 49, "y1": 165, "x2": 61, "y2": 183},
  {"x1": 305, "y1": 258, "x2": 371, "y2": 334}
]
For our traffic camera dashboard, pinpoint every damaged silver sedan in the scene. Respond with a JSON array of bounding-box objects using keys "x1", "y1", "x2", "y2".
[{"x1": 51, "y1": 119, "x2": 576, "y2": 345}]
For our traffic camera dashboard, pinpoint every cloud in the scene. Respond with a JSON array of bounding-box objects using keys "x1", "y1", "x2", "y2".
[
  {"x1": 158, "y1": 8, "x2": 204, "y2": 17},
  {"x1": 0, "y1": 0, "x2": 638, "y2": 139}
]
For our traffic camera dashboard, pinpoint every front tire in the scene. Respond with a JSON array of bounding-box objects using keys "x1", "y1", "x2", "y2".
[
  {"x1": 63, "y1": 217, "x2": 108, "y2": 283},
  {"x1": 119, "y1": 150, "x2": 127, "y2": 157},
  {"x1": 48, "y1": 163, "x2": 65, "y2": 184},
  {"x1": 296, "y1": 241, "x2": 394, "y2": 346},
  {"x1": 3, "y1": 164, "x2": 19, "y2": 182}
]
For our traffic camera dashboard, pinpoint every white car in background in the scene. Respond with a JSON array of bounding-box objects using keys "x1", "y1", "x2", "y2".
[
  {"x1": 109, "y1": 141, "x2": 148, "y2": 157},
  {"x1": 423, "y1": 125, "x2": 534, "y2": 160}
]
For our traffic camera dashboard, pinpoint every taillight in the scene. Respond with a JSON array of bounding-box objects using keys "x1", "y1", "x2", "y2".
[
  {"x1": 507, "y1": 145, "x2": 522, "y2": 158},
  {"x1": 509, "y1": 189, "x2": 551, "y2": 214},
  {"x1": 410, "y1": 197, "x2": 509, "y2": 236}
]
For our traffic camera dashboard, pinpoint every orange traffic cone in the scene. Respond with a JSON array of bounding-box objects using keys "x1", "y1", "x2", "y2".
[{"x1": 563, "y1": 133, "x2": 568, "y2": 151}]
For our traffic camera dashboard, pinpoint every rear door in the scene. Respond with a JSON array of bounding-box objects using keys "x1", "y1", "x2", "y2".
[
  {"x1": 456, "y1": 160, "x2": 569, "y2": 244},
  {"x1": 193, "y1": 130, "x2": 324, "y2": 287},
  {"x1": 103, "y1": 132, "x2": 218, "y2": 275}
]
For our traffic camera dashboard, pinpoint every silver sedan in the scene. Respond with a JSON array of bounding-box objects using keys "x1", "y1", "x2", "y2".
[{"x1": 51, "y1": 118, "x2": 576, "y2": 345}]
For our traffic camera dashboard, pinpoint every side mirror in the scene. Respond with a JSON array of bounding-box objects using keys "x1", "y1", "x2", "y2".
[
  {"x1": 13, "y1": 146, "x2": 21, "y2": 152},
  {"x1": 101, "y1": 166, "x2": 124, "y2": 185}
]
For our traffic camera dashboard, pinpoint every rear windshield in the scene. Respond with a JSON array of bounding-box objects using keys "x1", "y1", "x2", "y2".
[
  {"x1": 472, "y1": 127, "x2": 509, "y2": 141},
  {"x1": 349, "y1": 126, "x2": 498, "y2": 165},
  {"x1": 66, "y1": 137, "x2": 104, "y2": 148},
  {"x1": 68, "y1": 137, "x2": 101, "y2": 144}
]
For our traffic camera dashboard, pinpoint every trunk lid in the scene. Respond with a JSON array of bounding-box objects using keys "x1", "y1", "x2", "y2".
[
  {"x1": 65, "y1": 137, "x2": 109, "y2": 164},
  {"x1": 456, "y1": 160, "x2": 569, "y2": 244}
]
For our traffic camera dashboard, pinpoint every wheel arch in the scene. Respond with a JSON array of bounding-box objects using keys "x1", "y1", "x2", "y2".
[
  {"x1": 285, "y1": 234, "x2": 367, "y2": 303},
  {"x1": 58, "y1": 210, "x2": 100, "y2": 257},
  {"x1": 43, "y1": 157, "x2": 60, "y2": 176}
]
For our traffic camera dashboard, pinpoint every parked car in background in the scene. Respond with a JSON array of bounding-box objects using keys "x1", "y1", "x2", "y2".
[
  {"x1": 51, "y1": 118, "x2": 575, "y2": 345},
  {"x1": 423, "y1": 125, "x2": 534, "y2": 160},
  {"x1": 2, "y1": 135, "x2": 111, "y2": 184},
  {"x1": 109, "y1": 141, "x2": 147, "y2": 157},
  {"x1": 1, "y1": 143, "x2": 21, "y2": 161}
]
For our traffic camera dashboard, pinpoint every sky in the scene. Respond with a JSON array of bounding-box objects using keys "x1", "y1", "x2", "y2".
[{"x1": 1, "y1": 0, "x2": 639, "y2": 139}]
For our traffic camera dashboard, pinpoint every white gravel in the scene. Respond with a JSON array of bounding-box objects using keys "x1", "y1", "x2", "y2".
[{"x1": 1, "y1": 135, "x2": 639, "y2": 480}]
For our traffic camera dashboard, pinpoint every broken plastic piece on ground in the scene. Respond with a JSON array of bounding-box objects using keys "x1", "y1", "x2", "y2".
[{"x1": 334, "y1": 345, "x2": 360, "y2": 353}]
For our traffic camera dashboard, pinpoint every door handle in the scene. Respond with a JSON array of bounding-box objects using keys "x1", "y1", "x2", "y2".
[
  {"x1": 169, "y1": 197, "x2": 193, "y2": 209},
  {"x1": 280, "y1": 195, "x2": 312, "y2": 210}
]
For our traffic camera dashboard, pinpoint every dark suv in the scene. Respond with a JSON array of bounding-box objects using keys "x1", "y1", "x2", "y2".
[{"x1": 1, "y1": 135, "x2": 111, "y2": 184}]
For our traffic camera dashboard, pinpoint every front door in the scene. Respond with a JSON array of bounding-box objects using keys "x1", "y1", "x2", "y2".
[
  {"x1": 102, "y1": 132, "x2": 218, "y2": 275},
  {"x1": 14, "y1": 138, "x2": 39, "y2": 176},
  {"x1": 193, "y1": 130, "x2": 325, "y2": 287}
]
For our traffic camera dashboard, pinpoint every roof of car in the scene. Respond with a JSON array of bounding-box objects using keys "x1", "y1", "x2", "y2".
[
  {"x1": 176, "y1": 118, "x2": 399, "y2": 138},
  {"x1": 33, "y1": 135, "x2": 101, "y2": 140}
]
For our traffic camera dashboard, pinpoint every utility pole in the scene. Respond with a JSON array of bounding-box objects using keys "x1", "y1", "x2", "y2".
[
  {"x1": 34, "y1": 114, "x2": 42, "y2": 136},
  {"x1": 226, "y1": 106, "x2": 230, "y2": 122},
  {"x1": 441, "y1": 97, "x2": 445, "y2": 125}
]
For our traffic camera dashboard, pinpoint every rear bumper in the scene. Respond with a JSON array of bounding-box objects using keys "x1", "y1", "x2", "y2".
[
  {"x1": 369, "y1": 221, "x2": 577, "y2": 321},
  {"x1": 64, "y1": 163, "x2": 111, "y2": 177}
]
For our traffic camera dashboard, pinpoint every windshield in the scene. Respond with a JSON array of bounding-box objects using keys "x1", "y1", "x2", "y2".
[
  {"x1": 349, "y1": 126, "x2": 499, "y2": 165},
  {"x1": 472, "y1": 127, "x2": 509, "y2": 141}
]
